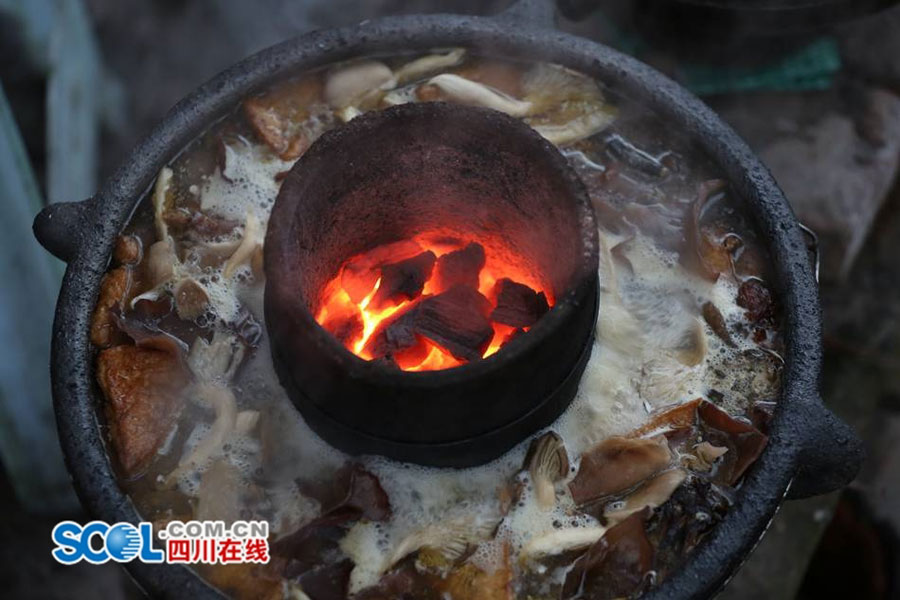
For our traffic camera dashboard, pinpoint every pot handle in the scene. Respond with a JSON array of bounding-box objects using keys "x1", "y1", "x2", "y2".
[
  {"x1": 33, "y1": 199, "x2": 92, "y2": 263},
  {"x1": 787, "y1": 395, "x2": 865, "y2": 499},
  {"x1": 496, "y1": 0, "x2": 557, "y2": 29}
]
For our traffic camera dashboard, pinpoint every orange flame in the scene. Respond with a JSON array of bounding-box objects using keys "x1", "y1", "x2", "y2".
[{"x1": 315, "y1": 233, "x2": 551, "y2": 371}]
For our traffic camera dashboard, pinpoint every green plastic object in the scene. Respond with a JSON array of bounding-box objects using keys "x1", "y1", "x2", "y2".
[{"x1": 679, "y1": 37, "x2": 842, "y2": 96}]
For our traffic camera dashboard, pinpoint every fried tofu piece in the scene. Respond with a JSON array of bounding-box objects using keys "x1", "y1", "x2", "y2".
[
  {"x1": 96, "y1": 345, "x2": 188, "y2": 475},
  {"x1": 90, "y1": 267, "x2": 132, "y2": 348},
  {"x1": 242, "y1": 76, "x2": 321, "y2": 160}
]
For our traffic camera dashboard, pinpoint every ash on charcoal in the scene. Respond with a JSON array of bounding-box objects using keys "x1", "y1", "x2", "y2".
[
  {"x1": 433, "y1": 242, "x2": 485, "y2": 292},
  {"x1": 491, "y1": 278, "x2": 550, "y2": 328},
  {"x1": 370, "y1": 251, "x2": 436, "y2": 310}
]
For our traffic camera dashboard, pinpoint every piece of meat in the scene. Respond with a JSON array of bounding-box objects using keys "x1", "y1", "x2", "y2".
[
  {"x1": 701, "y1": 301, "x2": 735, "y2": 347},
  {"x1": 562, "y1": 511, "x2": 655, "y2": 600},
  {"x1": 697, "y1": 402, "x2": 768, "y2": 484},
  {"x1": 370, "y1": 251, "x2": 436, "y2": 310},
  {"x1": 90, "y1": 267, "x2": 133, "y2": 348},
  {"x1": 569, "y1": 435, "x2": 672, "y2": 505},
  {"x1": 242, "y1": 76, "x2": 321, "y2": 160},
  {"x1": 433, "y1": 242, "x2": 485, "y2": 293},
  {"x1": 96, "y1": 344, "x2": 189, "y2": 475},
  {"x1": 490, "y1": 278, "x2": 550, "y2": 328},
  {"x1": 644, "y1": 477, "x2": 729, "y2": 581},
  {"x1": 628, "y1": 398, "x2": 703, "y2": 438},
  {"x1": 737, "y1": 278, "x2": 775, "y2": 324},
  {"x1": 113, "y1": 235, "x2": 143, "y2": 266},
  {"x1": 174, "y1": 278, "x2": 209, "y2": 321},
  {"x1": 275, "y1": 465, "x2": 391, "y2": 580},
  {"x1": 682, "y1": 179, "x2": 730, "y2": 282},
  {"x1": 415, "y1": 285, "x2": 494, "y2": 361},
  {"x1": 438, "y1": 545, "x2": 512, "y2": 600}
]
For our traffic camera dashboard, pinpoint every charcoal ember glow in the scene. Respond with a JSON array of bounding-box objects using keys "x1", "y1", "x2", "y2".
[
  {"x1": 315, "y1": 235, "x2": 553, "y2": 371},
  {"x1": 414, "y1": 284, "x2": 494, "y2": 361},
  {"x1": 370, "y1": 251, "x2": 436, "y2": 309},
  {"x1": 491, "y1": 277, "x2": 550, "y2": 328},
  {"x1": 433, "y1": 242, "x2": 485, "y2": 292}
]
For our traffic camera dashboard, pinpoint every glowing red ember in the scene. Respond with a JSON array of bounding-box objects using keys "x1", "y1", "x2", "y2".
[{"x1": 315, "y1": 234, "x2": 553, "y2": 371}]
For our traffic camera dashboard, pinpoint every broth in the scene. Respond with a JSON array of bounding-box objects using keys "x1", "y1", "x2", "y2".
[{"x1": 91, "y1": 50, "x2": 782, "y2": 599}]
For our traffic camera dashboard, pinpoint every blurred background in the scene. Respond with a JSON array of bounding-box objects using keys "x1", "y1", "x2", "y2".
[{"x1": 1, "y1": 0, "x2": 898, "y2": 598}]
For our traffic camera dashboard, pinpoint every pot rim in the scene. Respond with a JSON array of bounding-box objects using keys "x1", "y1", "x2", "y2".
[{"x1": 49, "y1": 9, "x2": 822, "y2": 600}]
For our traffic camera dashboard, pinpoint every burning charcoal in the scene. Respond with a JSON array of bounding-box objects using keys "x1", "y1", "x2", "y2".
[
  {"x1": 503, "y1": 328, "x2": 526, "y2": 345},
  {"x1": 341, "y1": 240, "x2": 424, "y2": 303},
  {"x1": 322, "y1": 310, "x2": 364, "y2": 347},
  {"x1": 433, "y1": 242, "x2": 485, "y2": 292},
  {"x1": 490, "y1": 278, "x2": 550, "y2": 328},
  {"x1": 370, "y1": 251, "x2": 437, "y2": 310},
  {"x1": 366, "y1": 304, "x2": 422, "y2": 360},
  {"x1": 737, "y1": 278, "x2": 775, "y2": 324},
  {"x1": 415, "y1": 285, "x2": 494, "y2": 361}
]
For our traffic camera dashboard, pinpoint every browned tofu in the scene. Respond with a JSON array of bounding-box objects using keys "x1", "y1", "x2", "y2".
[
  {"x1": 90, "y1": 267, "x2": 132, "y2": 348},
  {"x1": 96, "y1": 344, "x2": 188, "y2": 476},
  {"x1": 242, "y1": 76, "x2": 321, "y2": 160}
]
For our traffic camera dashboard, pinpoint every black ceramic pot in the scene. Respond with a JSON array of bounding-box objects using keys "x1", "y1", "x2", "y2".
[{"x1": 33, "y1": 0, "x2": 864, "y2": 598}]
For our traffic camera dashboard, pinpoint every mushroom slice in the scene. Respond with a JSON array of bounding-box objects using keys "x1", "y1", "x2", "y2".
[
  {"x1": 336, "y1": 105, "x2": 363, "y2": 123},
  {"x1": 153, "y1": 167, "x2": 174, "y2": 241},
  {"x1": 223, "y1": 211, "x2": 262, "y2": 278},
  {"x1": 521, "y1": 526, "x2": 607, "y2": 560},
  {"x1": 690, "y1": 442, "x2": 729, "y2": 471},
  {"x1": 234, "y1": 410, "x2": 260, "y2": 435},
  {"x1": 388, "y1": 516, "x2": 495, "y2": 567},
  {"x1": 422, "y1": 74, "x2": 533, "y2": 117},
  {"x1": 146, "y1": 236, "x2": 178, "y2": 288},
  {"x1": 395, "y1": 48, "x2": 465, "y2": 84},
  {"x1": 531, "y1": 108, "x2": 616, "y2": 146},
  {"x1": 188, "y1": 330, "x2": 245, "y2": 384},
  {"x1": 324, "y1": 60, "x2": 396, "y2": 108},
  {"x1": 522, "y1": 63, "x2": 602, "y2": 112},
  {"x1": 569, "y1": 435, "x2": 672, "y2": 505},
  {"x1": 174, "y1": 277, "x2": 209, "y2": 321},
  {"x1": 524, "y1": 431, "x2": 569, "y2": 510},
  {"x1": 165, "y1": 383, "x2": 238, "y2": 486},
  {"x1": 604, "y1": 469, "x2": 687, "y2": 525},
  {"x1": 673, "y1": 317, "x2": 707, "y2": 367}
]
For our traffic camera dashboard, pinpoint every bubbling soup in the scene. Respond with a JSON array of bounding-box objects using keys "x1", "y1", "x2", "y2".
[{"x1": 91, "y1": 49, "x2": 782, "y2": 599}]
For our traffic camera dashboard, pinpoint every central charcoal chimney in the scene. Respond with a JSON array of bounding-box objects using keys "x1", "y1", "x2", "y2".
[{"x1": 264, "y1": 102, "x2": 599, "y2": 467}]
